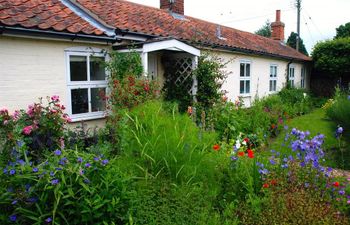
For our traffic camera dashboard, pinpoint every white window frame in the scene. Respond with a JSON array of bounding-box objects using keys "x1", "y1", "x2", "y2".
[
  {"x1": 301, "y1": 66, "x2": 306, "y2": 88},
  {"x1": 269, "y1": 64, "x2": 278, "y2": 92},
  {"x1": 65, "y1": 48, "x2": 108, "y2": 122},
  {"x1": 288, "y1": 65, "x2": 295, "y2": 88},
  {"x1": 239, "y1": 60, "x2": 251, "y2": 95}
]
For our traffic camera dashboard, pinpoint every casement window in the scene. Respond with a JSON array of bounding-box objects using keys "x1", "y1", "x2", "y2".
[
  {"x1": 288, "y1": 66, "x2": 295, "y2": 88},
  {"x1": 239, "y1": 61, "x2": 251, "y2": 94},
  {"x1": 66, "y1": 49, "x2": 107, "y2": 121},
  {"x1": 301, "y1": 67, "x2": 306, "y2": 88},
  {"x1": 269, "y1": 65, "x2": 277, "y2": 92}
]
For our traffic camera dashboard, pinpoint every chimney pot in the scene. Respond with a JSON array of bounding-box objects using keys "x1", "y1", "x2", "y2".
[{"x1": 271, "y1": 10, "x2": 285, "y2": 41}]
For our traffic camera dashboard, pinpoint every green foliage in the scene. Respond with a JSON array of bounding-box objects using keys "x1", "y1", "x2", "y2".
[
  {"x1": 0, "y1": 96, "x2": 69, "y2": 162},
  {"x1": 118, "y1": 100, "x2": 218, "y2": 185},
  {"x1": 254, "y1": 20, "x2": 271, "y2": 37},
  {"x1": 286, "y1": 31, "x2": 309, "y2": 56},
  {"x1": 105, "y1": 50, "x2": 143, "y2": 80},
  {"x1": 335, "y1": 22, "x2": 350, "y2": 39},
  {"x1": 312, "y1": 37, "x2": 350, "y2": 75},
  {"x1": 326, "y1": 89, "x2": 350, "y2": 129},
  {"x1": 0, "y1": 149, "x2": 133, "y2": 224}
]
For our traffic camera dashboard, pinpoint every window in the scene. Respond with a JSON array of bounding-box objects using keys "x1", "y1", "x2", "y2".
[
  {"x1": 269, "y1": 65, "x2": 277, "y2": 92},
  {"x1": 66, "y1": 50, "x2": 107, "y2": 121},
  {"x1": 288, "y1": 66, "x2": 295, "y2": 88},
  {"x1": 301, "y1": 67, "x2": 306, "y2": 88},
  {"x1": 239, "y1": 61, "x2": 251, "y2": 94}
]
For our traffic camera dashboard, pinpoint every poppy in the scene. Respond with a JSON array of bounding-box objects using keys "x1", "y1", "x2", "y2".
[
  {"x1": 263, "y1": 183, "x2": 269, "y2": 188},
  {"x1": 213, "y1": 144, "x2": 220, "y2": 151},
  {"x1": 247, "y1": 149, "x2": 254, "y2": 158},
  {"x1": 333, "y1": 181, "x2": 340, "y2": 187},
  {"x1": 270, "y1": 179, "x2": 277, "y2": 186},
  {"x1": 238, "y1": 151, "x2": 245, "y2": 157}
]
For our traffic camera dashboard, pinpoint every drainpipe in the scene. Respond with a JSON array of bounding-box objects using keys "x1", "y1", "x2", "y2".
[{"x1": 286, "y1": 60, "x2": 293, "y2": 88}]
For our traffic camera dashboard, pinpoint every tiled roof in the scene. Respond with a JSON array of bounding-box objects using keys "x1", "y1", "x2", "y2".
[
  {"x1": 76, "y1": 0, "x2": 311, "y2": 61},
  {"x1": 0, "y1": 0, "x2": 105, "y2": 35}
]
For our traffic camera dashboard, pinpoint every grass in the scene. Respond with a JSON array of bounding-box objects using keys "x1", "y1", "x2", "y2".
[{"x1": 266, "y1": 108, "x2": 350, "y2": 169}]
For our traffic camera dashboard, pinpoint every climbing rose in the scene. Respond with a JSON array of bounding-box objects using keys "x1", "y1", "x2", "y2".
[{"x1": 22, "y1": 125, "x2": 33, "y2": 135}]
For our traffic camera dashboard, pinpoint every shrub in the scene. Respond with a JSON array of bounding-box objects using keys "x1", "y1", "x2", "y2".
[
  {"x1": 0, "y1": 96, "x2": 70, "y2": 162},
  {"x1": 0, "y1": 148, "x2": 133, "y2": 224},
  {"x1": 326, "y1": 90, "x2": 350, "y2": 129}
]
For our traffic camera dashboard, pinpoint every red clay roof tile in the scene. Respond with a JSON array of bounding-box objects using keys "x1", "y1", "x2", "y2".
[
  {"x1": 0, "y1": 0, "x2": 106, "y2": 36},
  {"x1": 76, "y1": 0, "x2": 310, "y2": 61}
]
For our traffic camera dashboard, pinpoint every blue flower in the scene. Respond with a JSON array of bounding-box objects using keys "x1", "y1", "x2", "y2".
[
  {"x1": 85, "y1": 163, "x2": 91, "y2": 168},
  {"x1": 339, "y1": 190, "x2": 345, "y2": 195},
  {"x1": 77, "y1": 157, "x2": 83, "y2": 163},
  {"x1": 54, "y1": 149, "x2": 61, "y2": 156},
  {"x1": 50, "y1": 171, "x2": 55, "y2": 177},
  {"x1": 9, "y1": 214, "x2": 17, "y2": 222},
  {"x1": 3, "y1": 167, "x2": 8, "y2": 174},
  {"x1": 281, "y1": 164, "x2": 288, "y2": 169},
  {"x1": 84, "y1": 178, "x2": 90, "y2": 184},
  {"x1": 45, "y1": 217, "x2": 52, "y2": 223},
  {"x1": 269, "y1": 159, "x2": 276, "y2": 165},
  {"x1": 27, "y1": 197, "x2": 38, "y2": 203},
  {"x1": 9, "y1": 169, "x2": 16, "y2": 175},
  {"x1": 101, "y1": 159, "x2": 109, "y2": 166},
  {"x1": 51, "y1": 179, "x2": 59, "y2": 185},
  {"x1": 231, "y1": 156, "x2": 238, "y2": 161},
  {"x1": 11, "y1": 200, "x2": 18, "y2": 205},
  {"x1": 337, "y1": 126, "x2": 343, "y2": 134},
  {"x1": 17, "y1": 159, "x2": 25, "y2": 166},
  {"x1": 32, "y1": 167, "x2": 39, "y2": 173}
]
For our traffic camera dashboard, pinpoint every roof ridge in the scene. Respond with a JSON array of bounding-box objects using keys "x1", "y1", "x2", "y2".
[{"x1": 60, "y1": 0, "x2": 116, "y2": 37}]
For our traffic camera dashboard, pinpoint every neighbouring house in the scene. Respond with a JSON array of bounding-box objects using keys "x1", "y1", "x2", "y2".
[{"x1": 0, "y1": 0, "x2": 311, "y2": 127}]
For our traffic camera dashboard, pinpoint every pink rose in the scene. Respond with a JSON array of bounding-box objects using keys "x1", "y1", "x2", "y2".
[
  {"x1": 26, "y1": 104, "x2": 34, "y2": 117},
  {"x1": 22, "y1": 125, "x2": 33, "y2": 135},
  {"x1": 0, "y1": 107, "x2": 8, "y2": 115},
  {"x1": 51, "y1": 95, "x2": 60, "y2": 102},
  {"x1": 3, "y1": 120, "x2": 9, "y2": 125}
]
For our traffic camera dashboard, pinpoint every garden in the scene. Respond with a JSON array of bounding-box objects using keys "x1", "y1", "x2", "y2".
[{"x1": 1, "y1": 51, "x2": 350, "y2": 225}]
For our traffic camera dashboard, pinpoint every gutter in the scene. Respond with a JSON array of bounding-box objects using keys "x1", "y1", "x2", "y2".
[{"x1": 1, "y1": 26, "x2": 117, "y2": 43}]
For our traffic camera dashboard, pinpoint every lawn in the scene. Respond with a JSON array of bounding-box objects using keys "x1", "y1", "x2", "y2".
[{"x1": 267, "y1": 107, "x2": 350, "y2": 169}]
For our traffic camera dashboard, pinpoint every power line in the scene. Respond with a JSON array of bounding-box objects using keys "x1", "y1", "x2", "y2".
[
  {"x1": 219, "y1": 8, "x2": 294, "y2": 24},
  {"x1": 302, "y1": 13, "x2": 315, "y2": 44},
  {"x1": 303, "y1": 8, "x2": 325, "y2": 38}
]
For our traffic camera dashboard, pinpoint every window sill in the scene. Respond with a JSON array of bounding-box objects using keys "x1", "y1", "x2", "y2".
[
  {"x1": 238, "y1": 94, "x2": 251, "y2": 98},
  {"x1": 70, "y1": 112, "x2": 107, "y2": 123}
]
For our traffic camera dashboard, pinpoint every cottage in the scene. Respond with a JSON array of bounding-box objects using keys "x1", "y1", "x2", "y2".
[{"x1": 0, "y1": 0, "x2": 311, "y2": 126}]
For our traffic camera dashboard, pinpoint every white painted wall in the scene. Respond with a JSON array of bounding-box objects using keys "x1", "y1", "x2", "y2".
[
  {"x1": 0, "y1": 36, "x2": 111, "y2": 129},
  {"x1": 218, "y1": 51, "x2": 309, "y2": 107}
]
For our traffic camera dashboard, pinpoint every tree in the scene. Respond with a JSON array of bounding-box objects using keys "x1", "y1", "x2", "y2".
[
  {"x1": 312, "y1": 37, "x2": 350, "y2": 75},
  {"x1": 335, "y1": 22, "x2": 350, "y2": 39},
  {"x1": 286, "y1": 32, "x2": 309, "y2": 56},
  {"x1": 255, "y1": 20, "x2": 271, "y2": 37}
]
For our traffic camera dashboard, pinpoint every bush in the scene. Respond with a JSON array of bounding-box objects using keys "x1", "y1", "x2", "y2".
[
  {"x1": 0, "y1": 96, "x2": 70, "y2": 162},
  {"x1": 326, "y1": 90, "x2": 350, "y2": 129},
  {"x1": 0, "y1": 148, "x2": 133, "y2": 224}
]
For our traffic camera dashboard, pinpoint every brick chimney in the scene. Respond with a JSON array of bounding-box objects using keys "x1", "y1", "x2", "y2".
[
  {"x1": 271, "y1": 10, "x2": 285, "y2": 41},
  {"x1": 160, "y1": 0, "x2": 184, "y2": 15}
]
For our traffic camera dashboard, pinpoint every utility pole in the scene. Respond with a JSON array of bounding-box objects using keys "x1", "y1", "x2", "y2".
[{"x1": 296, "y1": 0, "x2": 301, "y2": 52}]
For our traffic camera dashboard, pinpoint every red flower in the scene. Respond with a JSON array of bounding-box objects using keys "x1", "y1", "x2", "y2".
[
  {"x1": 213, "y1": 144, "x2": 220, "y2": 151},
  {"x1": 271, "y1": 124, "x2": 276, "y2": 129},
  {"x1": 244, "y1": 138, "x2": 249, "y2": 143},
  {"x1": 247, "y1": 149, "x2": 254, "y2": 158},
  {"x1": 333, "y1": 181, "x2": 340, "y2": 187},
  {"x1": 263, "y1": 183, "x2": 269, "y2": 188},
  {"x1": 238, "y1": 151, "x2": 245, "y2": 157},
  {"x1": 270, "y1": 179, "x2": 277, "y2": 186}
]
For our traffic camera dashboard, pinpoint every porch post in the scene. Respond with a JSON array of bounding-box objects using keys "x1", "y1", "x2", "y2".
[
  {"x1": 191, "y1": 56, "x2": 198, "y2": 103},
  {"x1": 141, "y1": 52, "x2": 148, "y2": 77}
]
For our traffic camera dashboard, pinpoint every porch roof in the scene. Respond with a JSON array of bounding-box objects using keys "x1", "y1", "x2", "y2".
[{"x1": 114, "y1": 38, "x2": 200, "y2": 56}]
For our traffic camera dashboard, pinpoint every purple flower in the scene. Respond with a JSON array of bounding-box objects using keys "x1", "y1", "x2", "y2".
[
  {"x1": 45, "y1": 217, "x2": 52, "y2": 223},
  {"x1": 11, "y1": 200, "x2": 18, "y2": 205},
  {"x1": 9, "y1": 169, "x2": 16, "y2": 175},
  {"x1": 27, "y1": 197, "x2": 38, "y2": 203},
  {"x1": 59, "y1": 157, "x2": 67, "y2": 166},
  {"x1": 284, "y1": 125, "x2": 289, "y2": 130},
  {"x1": 54, "y1": 149, "x2": 61, "y2": 156},
  {"x1": 32, "y1": 167, "x2": 39, "y2": 173},
  {"x1": 304, "y1": 182, "x2": 310, "y2": 188},
  {"x1": 25, "y1": 184, "x2": 31, "y2": 192},
  {"x1": 51, "y1": 179, "x2": 59, "y2": 185},
  {"x1": 3, "y1": 167, "x2": 8, "y2": 174},
  {"x1": 94, "y1": 157, "x2": 100, "y2": 162},
  {"x1": 231, "y1": 156, "x2": 238, "y2": 161},
  {"x1": 84, "y1": 178, "x2": 90, "y2": 184},
  {"x1": 77, "y1": 157, "x2": 83, "y2": 163},
  {"x1": 85, "y1": 163, "x2": 91, "y2": 168},
  {"x1": 337, "y1": 126, "x2": 343, "y2": 134},
  {"x1": 17, "y1": 159, "x2": 25, "y2": 165},
  {"x1": 9, "y1": 214, "x2": 17, "y2": 222},
  {"x1": 79, "y1": 169, "x2": 84, "y2": 175},
  {"x1": 339, "y1": 190, "x2": 345, "y2": 195},
  {"x1": 281, "y1": 164, "x2": 288, "y2": 169},
  {"x1": 50, "y1": 171, "x2": 55, "y2": 177},
  {"x1": 269, "y1": 159, "x2": 276, "y2": 165},
  {"x1": 101, "y1": 159, "x2": 109, "y2": 166}
]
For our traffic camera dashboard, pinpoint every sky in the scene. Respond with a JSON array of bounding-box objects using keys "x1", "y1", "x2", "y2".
[{"x1": 127, "y1": 0, "x2": 350, "y2": 54}]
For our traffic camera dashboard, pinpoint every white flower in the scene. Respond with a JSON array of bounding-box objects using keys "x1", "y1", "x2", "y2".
[
  {"x1": 242, "y1": 140, "x2": 247, "y2": 146},
  {"x1": 235, "y1": 141, "x2": 241, "y2": 149}
]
